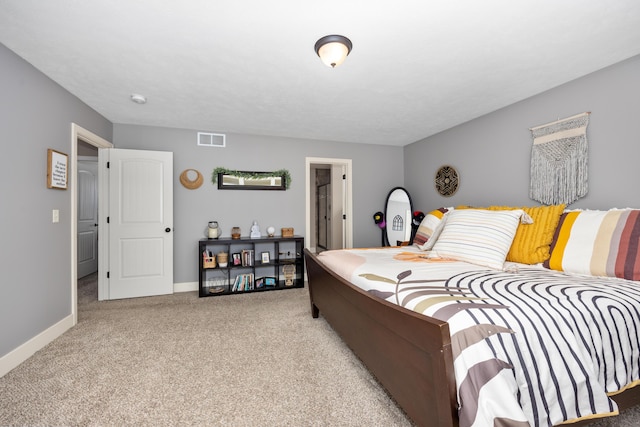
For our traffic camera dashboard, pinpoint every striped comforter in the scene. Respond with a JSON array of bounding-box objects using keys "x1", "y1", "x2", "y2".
[{"x1": 317, "y1": 246, "x2": 640, "y2": 427}]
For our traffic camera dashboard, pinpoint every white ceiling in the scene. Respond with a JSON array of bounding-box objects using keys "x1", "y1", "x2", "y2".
[{"x1": 1, "y1": 1, "x2": 639, "y2": 146}]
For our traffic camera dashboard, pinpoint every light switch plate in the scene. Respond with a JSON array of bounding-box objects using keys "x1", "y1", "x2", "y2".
[{"x1": 52, "y1": 209, "x2": 59, "y2": 223}]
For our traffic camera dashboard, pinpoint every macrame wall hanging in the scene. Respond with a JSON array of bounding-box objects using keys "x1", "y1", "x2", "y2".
[{"x1": 529, "y1": 112, "x2": 590, "y2": 205}]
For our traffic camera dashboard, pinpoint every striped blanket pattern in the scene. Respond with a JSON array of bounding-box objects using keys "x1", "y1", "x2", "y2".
[{"x1": 318, "y1": 247, "x2": 640, "y2": 426}]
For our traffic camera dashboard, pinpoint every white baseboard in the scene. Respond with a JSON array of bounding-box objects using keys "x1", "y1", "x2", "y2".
[
  {"x1": 0, "y1": 314, "x2": 74, "y2": 378},
  {"x1": 174, "y1": 281, "x2": 198, "y2": 293}
]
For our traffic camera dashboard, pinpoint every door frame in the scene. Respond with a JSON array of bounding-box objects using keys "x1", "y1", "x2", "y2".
[
  {"x1": 70, "y1": 123, "x2": 113, "y2": 325},
  {"x1": 305, "y1": 157, "x2": 353, "y2": 251}
]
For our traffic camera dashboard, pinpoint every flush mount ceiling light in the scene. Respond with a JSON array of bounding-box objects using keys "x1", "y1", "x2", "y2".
[
  {"x1": 130, "y1": 93, "x2": 147, "y2": 104},
  {"x1": 314, "y1": 35, "x2": 352, "y2": 68}
]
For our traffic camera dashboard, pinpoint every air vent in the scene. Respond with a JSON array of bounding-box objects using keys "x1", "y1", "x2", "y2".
[{"x1": 197, "y1": 132, "x2": 226, "y2": 148}]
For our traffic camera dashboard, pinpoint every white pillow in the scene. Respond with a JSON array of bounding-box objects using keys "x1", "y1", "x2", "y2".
[
  {"x1": 413, "y1": 207, "x2": 452, "y2": 249},
  {"x1": 427, "y1": 209, "x2": 527, "y2": 269},
  {"x1": 419, "y1": 211, "x2": 449, "y2": 251}
]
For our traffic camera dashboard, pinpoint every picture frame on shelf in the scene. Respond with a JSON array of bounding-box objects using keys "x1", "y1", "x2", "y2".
[
  {"x1": 261, "y1": 251, "x2": 270, "y2": 264},
  {"x1": 255, "y1": 277, "x2": 265, "y2": 288},
  {"x1": 232, "y1": 253, "x2": 241, "y2": 266},
  {"x1": 264, "y1": 277, "x2": 277, "y2": 287}
]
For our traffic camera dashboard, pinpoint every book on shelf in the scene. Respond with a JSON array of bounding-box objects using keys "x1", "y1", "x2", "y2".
[
  {"x1": 241, "y1": 249, "x2": 255, "y2": 266},
  {"x1": 232, "y1": 273, "x2": 254, "y2": 292}
]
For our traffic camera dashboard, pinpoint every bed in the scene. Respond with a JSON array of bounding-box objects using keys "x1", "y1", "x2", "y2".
[{"x1": 305, "y1": 207, "x2": 640, "y2": 427}]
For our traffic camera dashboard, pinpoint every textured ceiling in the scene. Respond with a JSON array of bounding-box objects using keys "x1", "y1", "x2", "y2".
[{"x1": 1, "y1": 1, "x2": 639, "y2": 146}]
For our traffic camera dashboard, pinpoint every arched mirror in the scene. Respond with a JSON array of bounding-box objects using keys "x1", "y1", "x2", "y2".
[{"x1": 384, "y1": 187, "x2": 413, "y2": 246}]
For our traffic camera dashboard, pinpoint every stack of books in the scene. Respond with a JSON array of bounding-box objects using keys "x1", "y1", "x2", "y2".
[
  {"x1": 232, "y1": 273, "x2": 254, "y2": 292},
  {"x1": 241, "y1": 249, "x2": 254, "y2": 266}
]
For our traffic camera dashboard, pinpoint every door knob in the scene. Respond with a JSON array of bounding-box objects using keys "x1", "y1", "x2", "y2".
[{"x1": 165, "y1": 227, "x2": 171, "y2": 232}]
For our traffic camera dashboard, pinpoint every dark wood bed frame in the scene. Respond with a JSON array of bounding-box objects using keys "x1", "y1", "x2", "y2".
[{"x1": 304, "y1": 249, "x2": 640, "y2": 427}]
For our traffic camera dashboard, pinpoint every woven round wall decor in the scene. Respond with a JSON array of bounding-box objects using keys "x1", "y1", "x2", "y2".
[
  {"x1": 179, "y1": 169, "x2": 204, "y2": 190},
  {"x1": 435, "y1": 165, "x2": 459, "y2": 197}
]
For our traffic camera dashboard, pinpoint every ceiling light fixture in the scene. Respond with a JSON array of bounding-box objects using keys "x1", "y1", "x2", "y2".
[
  {"x1": 314, "y1": 35, "x2": 352, "y2": 68},
  {"x1": 130, "y1": 93, "x2": 147, "y2": 104}
]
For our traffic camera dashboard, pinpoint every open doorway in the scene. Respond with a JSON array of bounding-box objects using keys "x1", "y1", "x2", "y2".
[
  {"x1": 305, "y1": 157, "x2": 353, "y2": 253},
  {"x1": 77, "y1": 142, "x2": 98, "y2": 279},
  {"x1": 70, "y1": 124, "x2": 113, "y2": 326}
]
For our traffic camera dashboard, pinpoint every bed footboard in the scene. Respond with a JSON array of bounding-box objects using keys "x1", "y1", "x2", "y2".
[{"x1": 305, "y1": 249, "x2": 458, "y2": 427}]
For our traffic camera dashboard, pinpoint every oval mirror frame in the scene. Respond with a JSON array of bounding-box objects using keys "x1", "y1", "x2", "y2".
[{"x1": 384, "y1": 187, "x2": 413, "y2": 246}]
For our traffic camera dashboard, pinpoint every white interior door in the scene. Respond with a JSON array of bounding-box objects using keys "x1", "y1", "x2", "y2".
[
  {"x1": 103, "y1": 148, "x2": 173, "y2": 300},
  {"x1": 77, "y1": 160, "x2": 98, "y2": 278}
]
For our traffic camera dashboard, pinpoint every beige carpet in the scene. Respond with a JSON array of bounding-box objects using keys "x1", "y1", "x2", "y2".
[
  {"x1": 0, "y1": 275, "x2": 639, "y2": 426},
  {"x1": 0, "y1": 275, "x2": 411, "y2": 426}
]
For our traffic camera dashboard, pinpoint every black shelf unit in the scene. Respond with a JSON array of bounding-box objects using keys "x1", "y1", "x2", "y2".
[{"x1": 198, "y1": 236, "x2": 305, "y2": 297}]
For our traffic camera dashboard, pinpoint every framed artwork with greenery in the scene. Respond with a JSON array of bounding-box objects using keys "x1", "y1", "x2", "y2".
[{"x1": 212, "y1": 167, "x2": 291, "y2": 190}]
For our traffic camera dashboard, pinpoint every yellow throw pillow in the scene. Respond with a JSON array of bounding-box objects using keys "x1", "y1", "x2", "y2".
[{"x1": 457, "y1": 204, "x2": 565, "y2": 264}]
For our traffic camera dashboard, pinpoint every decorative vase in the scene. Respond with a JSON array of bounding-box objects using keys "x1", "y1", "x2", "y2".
[
  {"x1": 208, "y1": 221, "x2": 220, "y2": 239},
  {"x1": 231, "y1": 226, "x2": 241, "y2": 239}
]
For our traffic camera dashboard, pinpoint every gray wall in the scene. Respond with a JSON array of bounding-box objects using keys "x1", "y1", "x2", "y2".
[
  {"x1": 405, "y1": 54, "x2": 640, "y2": 212},
  {"x1": 0, "y1": 43, "x2": 112, "y2": 358},
  {"x1": 113, "y1": 125, "x2": 404, "y2": 283}
]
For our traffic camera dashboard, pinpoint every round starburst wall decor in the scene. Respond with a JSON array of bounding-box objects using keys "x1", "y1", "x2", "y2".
[{"x1": 435, "y1": 165, "x2": 459, "y2": 197}]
